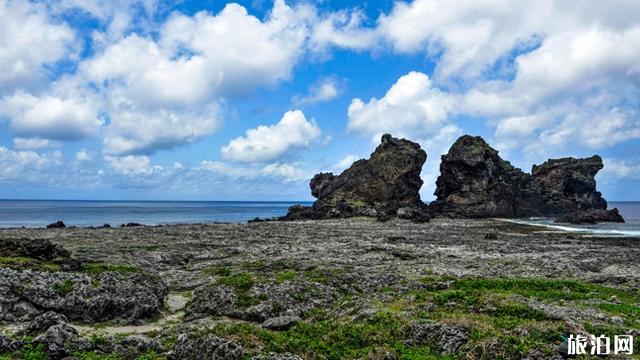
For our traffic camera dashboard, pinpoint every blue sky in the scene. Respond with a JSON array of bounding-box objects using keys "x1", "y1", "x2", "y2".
[{"x1": 0, "y1": 0, "x2": 639, "y2": 202}]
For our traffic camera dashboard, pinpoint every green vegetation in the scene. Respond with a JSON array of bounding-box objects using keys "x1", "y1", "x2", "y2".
[
  {"x1": 82, "y1": 262, "x2": 140, "y2": 274},
  {"x1": 0, "y1": 257, "x2": 60, "y2": 272},
  {"x1": 196, "y1": 276, "x2": 640, "y2": 359},
  {"x1": 275, "y1": 269, "x2": 297, "y2": 283},
  {"x1": 52, "y1": 279, "x2": 75, "y2": 296},
  {"x1": 218, "y1": 272, "x2": 259, "y2": 307}
]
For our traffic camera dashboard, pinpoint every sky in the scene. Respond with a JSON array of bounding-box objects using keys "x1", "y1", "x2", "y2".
[{"x1": 0, "y1": 0, "x2": 639, "y2": 202}]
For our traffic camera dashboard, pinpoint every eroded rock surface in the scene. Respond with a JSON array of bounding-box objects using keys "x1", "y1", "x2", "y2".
[
  {"x1": 281, "y1": 134, "x2": 430, "y2": 222},
  {"x1": 168, "y1": 333, "x2": 243, "y2": 360},
  {"x1": 430, "y1": 135, "x2": 623, "y2": 222}
]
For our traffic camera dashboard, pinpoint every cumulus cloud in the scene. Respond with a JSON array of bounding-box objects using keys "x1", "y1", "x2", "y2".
[
  {"x1": 221, "y1": 110, "x2": 322, "y2": 163},
  {"x1": 13, "y1": 138, "x2": 61, "y2": 150},
  {"x1": 0, "y1": 1, "x2": 75, "y2": 91},
  {"x1": 348, "y1": 71, "x2": 457, "y2": 140},
  {"x1": 103, "y1": 106, "x2": 220, "y2": 155},
  {"x1": 104, "y1": 155, "x2": 160, "y2": 175},
  {"x1": 0, "y1": 146, "x2": 63, "y2": 180},
  {"x1": 0, "y1": 91, "x2": 103, "y2": 141},
  {"x1": 293, "y1": 77, "x2": 342, "y2": 105},
  {"x1": 261, "y1": 163, "x2": 308, "y2": 182}
]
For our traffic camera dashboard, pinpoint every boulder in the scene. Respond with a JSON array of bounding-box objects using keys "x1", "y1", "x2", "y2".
[
  {"x1": 281, "y1": 134, "x2": 430, "y2": 222},
  {"x1": 261, "y1": 315, "x2": 301, "y2": 330},
  {"x1": 404, "y1": 322, "x2": 469, "y2": 354},
  {"x1": 430, "y1": 135, "x2": 623, "y2": 222},
  {"x1": 33, "y1": 323, "x2": 91, "y2": 358},
  {"x1": 0, "y1": 237, "x2": 69, "y2": 260},
  {"x1": 168, "y1": 333, "x2": 243, "y2": 360},
  {"x1": 556, "y1": 208, "x2": 625, "y2": 225},
  {"x1": 46, "y1": 221, "x2": 66, "y2": 229}
]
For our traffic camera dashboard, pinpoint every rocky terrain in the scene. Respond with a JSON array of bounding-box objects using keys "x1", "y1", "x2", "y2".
[
  {"x1": 281, "y1": 134, "x2": 430, "y2": 223},
  {"x1": 1, "y1": 220, "x2": 639, "y2": 359},
  {"x1": 430, "y1": 136, "x2": 624, "y2": 223}
]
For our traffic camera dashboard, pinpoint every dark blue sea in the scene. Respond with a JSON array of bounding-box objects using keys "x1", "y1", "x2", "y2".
[
  {"x1": 0, "y1": 200, "x2": 311, "y2": 228},
  {"x1": 0, "y1": 200, "x2": 638, "y2": 236}
]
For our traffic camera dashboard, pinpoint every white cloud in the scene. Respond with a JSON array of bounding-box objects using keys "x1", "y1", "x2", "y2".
[
  {"x1": 75, "y1": 149, "x2": 93, "y2": 162},
  {"x1": 0, "y1": 1, "x2": 75, "y2": 91},
  {"x1": 309, "y1": 9, "x2": 378, "y2": 53},
  {"x1": 599, "y1": 158, "x2": 640, "y2": 180},
  {"x1": 0, "y1": 146, "x2": 63, "y2": 180},
  {"x1": 261, "y1": 163, "x2": 308, "y2": 182},
  {"x1": 103, "y1": 106, "x2": 220, "y2": 155},
  {"x1": 13, "y1": 138, "x2": 61, "y2": 150},
  {"x1": 104, "y1": 155, "x2": 161, "y2": 175},
  {"x1": 221, "y1": 110, "x2": 322, "y2": 163},
  {"x1": 293, "y1": 77, "x2": 342, "y2": 105},
  {"x1": 0, "y1": 91, "x2": 103, "y2": 141},
  {"x1": 348, "y1": 71, "x2": 457, "y2": 140}
]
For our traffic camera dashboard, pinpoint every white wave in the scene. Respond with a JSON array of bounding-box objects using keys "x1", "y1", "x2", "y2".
[{"x1": 497, "y1": 218, "x2": 640, "y2": 237}]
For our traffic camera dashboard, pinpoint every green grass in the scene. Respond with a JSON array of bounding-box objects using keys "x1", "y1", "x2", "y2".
[
  {"x1": 217, "y1": 272, "x2": 259, "y2": 308},
  {"x1": 82, "y1": 262, "x2": 140, "y2": 274},
  {"x1": 275, "y1": 270, "x2": 297, "y2": 283},
  {"x1": 52, "y1": 279, "x2": 75, "y2": 296}
]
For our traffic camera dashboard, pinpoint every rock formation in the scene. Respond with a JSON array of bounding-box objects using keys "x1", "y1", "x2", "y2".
[
  {"x1": 430, "y1": 135, "x2": 624, "y2": 223},
  {"x1": 280, "y1": 134, "x2": 430, "y2": 222}
]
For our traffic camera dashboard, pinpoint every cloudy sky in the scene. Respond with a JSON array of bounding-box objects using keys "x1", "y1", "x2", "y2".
[{"x1": 0, "y1": 0, "x2": 639, "y2": 201}]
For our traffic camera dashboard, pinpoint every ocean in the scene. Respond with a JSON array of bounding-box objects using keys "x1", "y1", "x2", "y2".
[
  {"x1": 0, "y1": 200, "x2": 638, "y2": 236},
  {"x1": 0, "y1": 200, "x2": 311, "y2": 228}
]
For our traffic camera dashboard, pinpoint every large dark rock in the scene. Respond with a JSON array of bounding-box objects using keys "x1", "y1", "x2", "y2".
[
  {"x1": 0, "y1": 238, "x2": 69, "y2": 261},
  {"x1": 556, "y1": 208, "x2": 625, "y2": 225},
  {"x1": 430, "y1": 135, "x2": 623, "y2": 222},
  {"x1": 0, "y1": 268, "x2": 168, "y2": 324},
  {"x1": 281, "y1": 134, "x2": 430, "y2": 222}
]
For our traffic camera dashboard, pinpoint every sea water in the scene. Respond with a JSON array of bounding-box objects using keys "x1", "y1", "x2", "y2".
[{"x1": 0, "y1": 200, "x2": 311, "y2": 228}]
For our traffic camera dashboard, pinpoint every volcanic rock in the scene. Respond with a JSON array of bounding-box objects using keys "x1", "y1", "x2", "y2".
[
  {"x1": 46, "y1": 221, "x2": 66, "y2": 229},
  {"x1": 556, "y1": 208, "x2": 625, "y2": 225},
  {"x1": 281, "y1": 134, "x2": 430, "y2": 222},
  {"x1": 168, "y1": 333, "x2": 243, "y2": 360},
  {"x1": 0, "y1": 237, "x2": 69, "y2": 261},
  {"x1": 430, "y1": 135, "x2": 623, "y2": 222}
]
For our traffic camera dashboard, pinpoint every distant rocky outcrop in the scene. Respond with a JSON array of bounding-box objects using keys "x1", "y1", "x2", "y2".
[
  {"x1": 430, "y1": 135, "x2": 623, "y2": 223},
  {"x1": 280, "y1": 134, "x2": 430, "y2": 222}
]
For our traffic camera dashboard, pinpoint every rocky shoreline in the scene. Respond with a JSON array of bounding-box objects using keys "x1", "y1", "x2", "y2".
[{"x1": 1, "y1": 219, "x2": 639, "y2": 359}]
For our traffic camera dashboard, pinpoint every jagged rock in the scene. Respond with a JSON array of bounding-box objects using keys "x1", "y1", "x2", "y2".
[
  {"x1": 33, "y1": 323, "x2": 91, "y2": 358},
  {"x1": 431, "y1": 135, "x2": 623, "y2": 222},
  {"x1": 186, "y1": 280, "x2": 335, "y2": 323},
  {"x1": 0, "y1": 268, "x2": 168, "y2": 324},
  {"x1": 404, "y1": 322, "x2": 468, "y2": 354},
  {"x1": 261, "y1": 315, "x2": 301, "y2": 330},
  {"x1": 47, "y1": 221, "x2": 66, "y2": 229},
  {"x1": 168, "y1": 333, "x2": 243, "y2": 360},
  {"x1": 121, "y1": 222, "x2": 143, "y2": 227},
  {"x1": 556, "y1": 208, "x2": 625, "y2": 225},
  {"x1": 17, "y1": 311, "x2": 68, "y2": 335},
  {"x1": 0, "y1": 335, "x2": 24, "y2": 353},
  {"x1": 114, "y1": 335, "x2": 163, "y2": 359},
  {"x1": 0, "y1": 237, "x2": 69, "y2": 260},
  {"x1": 281, "y1": 134, "x2": 430, "y2": 222}
]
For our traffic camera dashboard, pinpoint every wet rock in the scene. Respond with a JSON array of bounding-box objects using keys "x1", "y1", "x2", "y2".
[
  {"x1": 168, "y1": 333, "x2": 243, "y2": 360},
  {"x1": 556, "y1": 208, "x2": 625, "y2": 224},
  {"x1": 34, "y1": 323, "x2": 91, "y2": 358},
  {"x1": 0, "y1": 268, "x2": 168, "y2": 324},
  {"x1": 262, "y1": 315, "x2": 301, "y2": 330},
  {"x1": 0, "y1": 237, "x2": 69, "y2": 260},
  {"x1": 404, "y1": 322, "x2": 468, "y2": 354},
  {"x1": 281, "y1": 134, "x2": 430, "y2": 223},
  {"x1": 252, "y1": 353, "x2": 303, "y2": 360},
  {"x1": 47, "y1": 221, "x2": 66, "y2": 229},
  {"x1": 431, "y1": 135, "x2": 622, "y2": 221}
]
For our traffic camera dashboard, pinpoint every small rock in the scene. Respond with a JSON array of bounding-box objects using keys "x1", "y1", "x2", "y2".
[
  {"x1": 46, "y1": 221, "x2": 66, "y2": 229},
  {"x1": 121, "y1": 223, "x2": 143, "y2": 227},
  {"x1": 34, "y1": 323, "x2": 91, "y2": 358},
  {"x1": 404, "y1": 322, "x2": 468, "y2": 354},
  {"x1": 484, "y1": 233, "x2": 498, "y2": 240},
  {"x1": 262, "y1": 315, "x2": 301, "y2": 331},
  {"x1": 169, "y1": 333, "x2": 243, "y2": 360}
]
